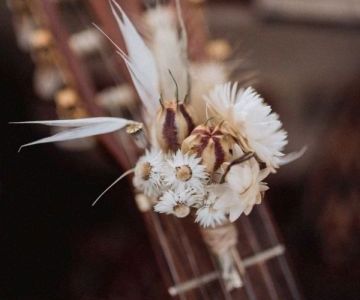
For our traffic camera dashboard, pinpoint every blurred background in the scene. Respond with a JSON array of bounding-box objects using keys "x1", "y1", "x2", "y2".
[{"x1": 0, "y1": 0, "x2": 359, "y2": 299}]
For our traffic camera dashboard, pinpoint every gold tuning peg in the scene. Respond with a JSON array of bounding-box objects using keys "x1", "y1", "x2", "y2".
[
  {"x1": 34, "y1": 65, "x2": 64, "y2": 100},
  {"x1": 206, "y1": 39, "x2": 232, "y2": 61},
  {"x1": 30, "y1": 29, "x2": 53, "y2": 51},
  {"x1": 69, "y1": 29, "x2": 104, "y2": 57},
  {"x1": 29, "y1": 29, "x2": 57, "y2": 65},
  {"x1": 55, "y1": 88, "x2": 87, "y2": 119},
  {"x1": 55, "y1": 88, "x2": 79, "y2": 108}
]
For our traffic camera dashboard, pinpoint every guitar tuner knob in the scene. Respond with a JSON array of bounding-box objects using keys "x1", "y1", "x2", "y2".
[
  {"x1": 69, "y1": 29, "x2": 104, "y2": 57},
  {"x1": 96, "y1": 85, "x2": 137, "y2": 117},
  {"x1": 29, "y1": 29, "x2": 57, "y2": 66},
  {"x1": 12, "y1": 14, "x2": 37, "y2": 52},
  {"x1": 55, "y1": 88, "x2": 79, "y2": 109},
  {"x1": 206, "y1": 39, "x2": 232, "y2": 61},
  {"x1": 55, "y1": 88, "x2": 87, "y2": 119},
  {"x1": 33, "y1": 65, "x2": 64, "y2": 101},
  {"x1": 30, "y1": 29, "x2": 53, "y2": 51}
]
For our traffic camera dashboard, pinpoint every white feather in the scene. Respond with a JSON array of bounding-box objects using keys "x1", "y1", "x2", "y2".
[
  {"x1": 190, "y1": 62, "x2": 229, "y2": 121},
  {"x1": 110, "y1": 0, "x2": 159, "y2": 116},
  {"x1": 117, "y1": 50, "x2": 158, "y2": 113},
  {"x1": 12, "y1": 117, "x2": 133, "y2": 151},
  {"x1": 145, "y1": 6, "x2": 189, "y2": 101},
  {"x1": 92, "y1": 23, "x2": 157, "y2": 118}
]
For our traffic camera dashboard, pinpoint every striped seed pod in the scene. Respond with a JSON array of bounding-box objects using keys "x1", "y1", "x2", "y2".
[
  {"x1": 155, "y1": 99, "x2": 196, "y2": 152},
  {"x1": 181, "y1": 121, "x2": 238, "y2": 173}
]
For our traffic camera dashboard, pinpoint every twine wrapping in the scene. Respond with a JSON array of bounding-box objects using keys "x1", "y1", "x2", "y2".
[{"x1": 201, "y1": 223, "x2": 243, "y2": 291}]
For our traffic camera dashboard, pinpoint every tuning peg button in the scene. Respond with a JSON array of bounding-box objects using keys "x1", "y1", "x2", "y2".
[{"x1": 30, "y1": 29, "x2": 53, "y2": 51}]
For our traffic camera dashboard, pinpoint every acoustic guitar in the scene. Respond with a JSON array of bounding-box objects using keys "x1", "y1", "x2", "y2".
[{"x1": 8, "y1": 0, "x2": 303, "y2": 299}]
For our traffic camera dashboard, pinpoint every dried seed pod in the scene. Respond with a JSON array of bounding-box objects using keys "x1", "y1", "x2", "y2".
[
  {"x1": 181, "y1": 121, "x2": 239, "y2": 173},
  {"x1": 155, "y1": 100, "x2": 196, "y2": 152},
  {"x1": 55, "y1": 88, "x2": 87, "y2": 119}
]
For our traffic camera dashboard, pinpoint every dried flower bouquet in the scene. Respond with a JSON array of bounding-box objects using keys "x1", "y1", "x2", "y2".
[
  {"x1": 16, "y1": 1, "x2": 303, "y2": 227},
  {"x1": 14, "y1": 0, "x2": 304, "y2": 289}
]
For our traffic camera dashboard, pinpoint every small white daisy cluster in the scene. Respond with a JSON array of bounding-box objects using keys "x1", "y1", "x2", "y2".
[{"x1": 133, "y1": 149, "x2": 209, "y2": 219}]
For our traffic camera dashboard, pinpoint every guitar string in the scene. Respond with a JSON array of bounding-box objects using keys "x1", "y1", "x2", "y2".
[
  {"x1": 66, "y1": 3, "x2": 191, "y2": 300},
  {"x1": 172, "y1": 217, "x2": 213, "y2": 300},
  {"x1": 241, "y1": 214, "x2": 280, "y2": 300},
  {"x1": 90, "y1": 1, "x2": 232, "y2": 298},
  {"x1": 234, "y1": 219, "x2": 262, "y2": 300},
  {"x1": 92, "y1": 2, "x2": 258, "y2": 298},
  {"x1": 258, "y1": 204, "x2": 302, "y2": 300},
  {"x1": 68, "y1": 1, "x2": 211, "y2": 299},
  {"x1": 162, "y1": 1, "x2": 236, "y2": 297},
  {"x1": 65, "y1": 1, "x2": 275, "y2": 299},
  {"x1": 61, "y1": 1, "x2": 218, "y2": 298},
  {"x1": 159, "y1": 1, "x2": 237, "y2": 297},
  {"x1": 238, "y1": 257, "x2": 258, "y2": 300},
  {"x1": 77, "y1": 2, "x2": 197, "y2": 299},
  {"x1": 151, "y1": 213, "x2": 188, "y2": 300},
  {"x1": 166, "y1": 217, "x2": 209, "y2": 299}
]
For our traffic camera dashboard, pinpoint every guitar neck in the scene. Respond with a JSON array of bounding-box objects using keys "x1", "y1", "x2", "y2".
[
  {"x1": 141, "y1": 202, "x2": 302, "y2": 299},
  {"x1": 13, "y1": 0, "x2": 302, "y2": 299}
]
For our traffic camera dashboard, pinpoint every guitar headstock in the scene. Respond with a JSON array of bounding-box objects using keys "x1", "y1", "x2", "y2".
[{"x1": 8, "y1": 3, "x2": 303, "y2": 300}]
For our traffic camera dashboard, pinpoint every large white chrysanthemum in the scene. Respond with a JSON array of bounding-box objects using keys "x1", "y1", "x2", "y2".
[
  {"x1": 195, "y1": 190, "x2": 227, "y2": 228},
  {"x1": 155, "y1": 187, "x2": 203, "y2": 218},
  {"x1": 214, "y1": 158, "x2": 270, "y2": 222},
  {"x1": 162, "y1": 151, "x2": 208, "y2": 193},
  {"x1": 133, "y1": 149, "x2": 166, "y2": 197},
  {"x1": 205, "y1": 82, "x2": 288, "y2": 170}
]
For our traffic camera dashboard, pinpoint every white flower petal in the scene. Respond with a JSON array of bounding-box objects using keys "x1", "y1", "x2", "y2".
[
  {"x1": 155, "y1": 187, "x2": 203, "y2": 216},
  {"x1": 205, "y1": 83, "x2": 289, "y2": 169},
  {"x1": 133, "y1": 149, "x2": 166, "y2": 197},
  {"x1": 229, "y1": 205, "x2": 245, "y2": 222},
  {"x1": 212, "y1": 159, "x2": 269, "y2": 223},
  {"x1": 162, "y1": 151, "x2": 208, "y2": 193},
  {"x1": 278, "y1": 146, "x2": 307, "y2": 166},
  {"x1": 195, "y1": 206, "x2": 227, "y2": 228},
  {"x1": 195, "y1": 188, "x2": 228, "y2": 228},
  {"x1": 145, "y1": 6, "x2": 189, "y2": 101}
]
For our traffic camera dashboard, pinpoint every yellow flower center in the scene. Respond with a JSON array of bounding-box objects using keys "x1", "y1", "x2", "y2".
[
  {"x1": 173, "y1": 204, "x2": 190, "y2": 218},
  {"x1": 140, "y1": 162, "x2": 152, "y2": 180},
  {"x1": 175, "y1": 165, "x2": 192, "y2": 181}
]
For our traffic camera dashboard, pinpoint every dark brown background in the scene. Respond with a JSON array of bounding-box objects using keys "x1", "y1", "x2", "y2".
[{"x1": 0, "y1": 1, "x2": 359, "y2": 299}]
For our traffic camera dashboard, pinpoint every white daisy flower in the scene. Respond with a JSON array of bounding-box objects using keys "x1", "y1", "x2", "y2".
[
  {"x1": 154, "y1": 187, "x2": 203, "y2": 218},
  {"x1": 195, "y1": 189, "x2": 228, "y2": 228},
  {"x1": 133, "y1": 149, "x2": 165, "y2": 197},
  {"x1": 162, "y1": 151, "x2": 208, "y2": 193},
  {"x1": 205, "y1": 82, "x2": 288, "y2": 170},
  {"x1": 214, "y1": 158, "x2": 270, "y2": 222}
]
